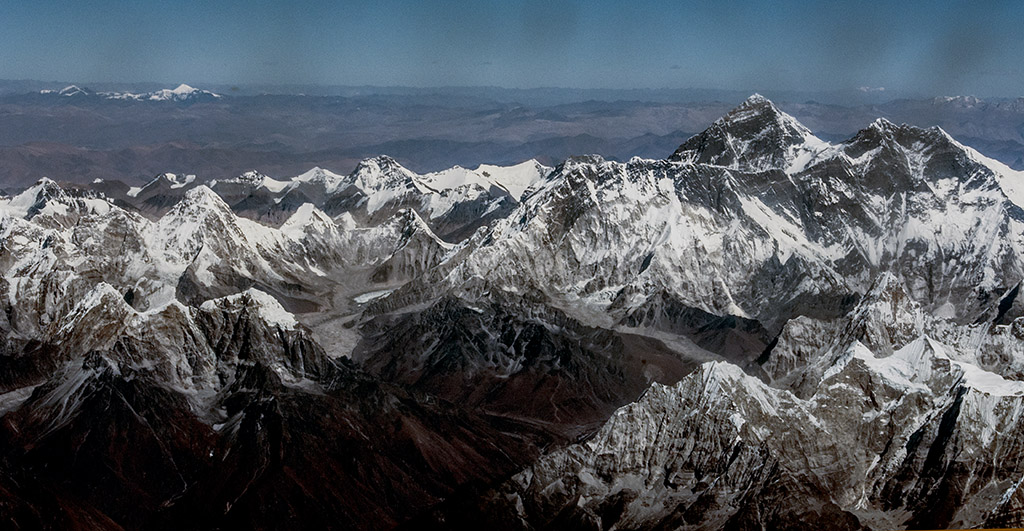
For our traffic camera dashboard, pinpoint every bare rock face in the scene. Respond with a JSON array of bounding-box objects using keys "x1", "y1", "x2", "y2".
[
  {"x1": 4, "y1": 95, "x2": 1024, "y2": 529},
  {"x1": 0, "y1": 288, "x2": 549, "y2": 530},
  {"x1": 355, "y1": 295, "x2": 702, "y2": 439},
  {"x1": 416, "y1": 275, "x2": 1024, "y2": 530},
  {"x1": 430, "y1": 336, "x2": 1024, "y2": 530}
]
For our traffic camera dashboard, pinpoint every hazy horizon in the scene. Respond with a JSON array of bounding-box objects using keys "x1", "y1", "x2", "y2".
[
  {"x1": 4, "y1": 78, "x2": 1012, "y2": 107},
  {"x1": 3, "y1": 1, "x2": 1023, "y2": 97}
]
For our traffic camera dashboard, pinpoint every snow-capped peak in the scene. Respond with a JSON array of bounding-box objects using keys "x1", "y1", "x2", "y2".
[
  {"x1": 145, "y1": 84, "x2": 220, "y2": 101},
  {"x1": 54, "y1": 282, "x2": 135, "y2": 336},
  {"x1": 171, "y1": 83, "x2": 198, "y2": 95},
  {"x1": 142, "y1": 184, "x2": 256, "y2": 285},
  {"x1": 868, "y1": 117, "x2": 899, "y2": 132},
  {"x1": 352, "y1": 156, "x2": 415, "y2": 183},
  {"x1": 743, "y1": 92, "x2": 769, "y2": 104},
  {"x1": 395, "y1": 159, "x2": 551, "y2": 201},
  {"x1": 174, "y1": 185, "x2": 232, "y2": 213},
  {"x1": 475, "y1": 159, "x2": 552, "y2": 200},
  {"x1": 207, "y1": 170, "x2": 295, "y2": 194},
  {"x1": 420, "y1": 165, "x2": 481, "y2": 191},
  {"x1": 323, "y1": 157, "x2": 549, "y2": 225},
  {"x1": 348, "y1": 156, "x2": 426, "y2": 202},
  {"x1": 0, "y1": 178, "x2": 65, "y2": 218},
  {"x1": 280, "y1": 203, "x2": 337, "y2": 240},
  {"x1": 58, "y1": 85, "x2": 90, "y2": 97},
  {"x1": 721, "y1": 93, "x2": 811, "y2": 134},
  {"x1": 670, "y1": 94, "x2": 826, "y2": 172},
  {"x1": 291, "y1": 166, "x2": 347, "y2": 193},
  {"x1": 387, "y1": 208, "x2": 453, "y2": 250},
  {"x1": 99, "y1": 84, "x2": 221, "y2": 102}
]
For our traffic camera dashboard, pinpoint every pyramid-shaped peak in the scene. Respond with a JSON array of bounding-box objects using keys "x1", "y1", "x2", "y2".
[
  {"x1": 0, "y1": 178, "x2": 68, "y2": 219},
  {"x1": 33, "y1": 178, "x2": 65, "y2": 200},
  {"x1": 34, "y1": 176, "x2": 59, "y2": 188},
  {"x1": 387, "y1": 208, "x2": 452, "y2": 248},
  {"x1": 294, "y1": 166, "x2": 344, "y2": 181},
  {"x1": 741, "y1": 93, "x2": 772, "y2": 106},
  {"x1": 670, "y1": 95, "x2": 821, "y2": 171},
  {"x1": 178, "y1": 185, "x2": 230, "y2": 211},
  {"x1": 57, "y1": 85, "x2": 91, "y2": 96},
  {"x1": 289, "y1": 166, "x2": 345, "y2": 193},
  {"x1": 280, "y1": 202, "x2": 336, "y2": 239},
  {"x1": 858, "y1": 117, "x2": 907, "y2": 143},
  {"x1": 869, "y1": 117, "x2": 898, "y2": 131},
  {"x1": 350, "y1": 155, "x2": 419, "y2": 190},
  {"x1": 19, "y1": 177, "x2": 64, "y2": 201},
  {"x1": 717, "y1": 94, "x2": 802, "y2": 129},
  {"x1": 356, "y1": 155, "x2": 408, "y2": 172},
  {"x1": 862, "y1": 271, "x2": 916, "y2": 304}
]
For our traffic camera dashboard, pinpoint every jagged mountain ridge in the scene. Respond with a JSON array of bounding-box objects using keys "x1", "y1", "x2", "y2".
[
  {"x1": 385, "y1": 94, "x2": 1024, "y2": 334},
  {"x1": 85, "y1": 156, "x2": 551, "y2": 241},
  {"x1": 427, "y1": 275, "x2": 1024, "y2": 530},
  {"x1": 3, "y1": 95, "x2": 1024, "y2": 529}
]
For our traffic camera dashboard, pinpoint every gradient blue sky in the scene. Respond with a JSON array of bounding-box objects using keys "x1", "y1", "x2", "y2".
[{"x1": 2, "y1": 0, "x2": 1022, "y2": 96}]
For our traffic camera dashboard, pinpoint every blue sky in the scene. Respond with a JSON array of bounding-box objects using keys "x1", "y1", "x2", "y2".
[{"x1": 2, "y1": 0, "x2": 1022, "y2": 96}]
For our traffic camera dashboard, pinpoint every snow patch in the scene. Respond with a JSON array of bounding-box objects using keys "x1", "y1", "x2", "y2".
[{"x1": 353, "y1": 289, "x2": 395, "y2": 304}]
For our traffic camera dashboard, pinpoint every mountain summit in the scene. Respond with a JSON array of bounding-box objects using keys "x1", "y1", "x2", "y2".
[{"x1": 670, "y1": 93, "x2": 828, "y2": 172}]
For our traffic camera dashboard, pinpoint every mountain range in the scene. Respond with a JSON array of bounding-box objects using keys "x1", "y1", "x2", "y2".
[
  {"x1": 2, "y1": 83, "x2": 1024, "y2": 193},
  {"x1": 3, "y1": 95, "x2": 1024, "y2": 529},
  {"x1": 38, "y1": 84, "x2": 221, "y2": 102}
]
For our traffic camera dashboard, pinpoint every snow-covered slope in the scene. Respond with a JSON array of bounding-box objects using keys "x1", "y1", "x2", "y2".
[
  {"x1": 422, "y1": 159, "x2": 550, "y2": 200},
  {"x1": 6, "y1": 93, "x2": 1024, "y2": 529},
  {"x1": 0, "y1": 178, "x2": 444, "y2": 340},
  {"x1": 290, "y1": 166, "x2": 348, "y2": 193},
  {"x1": 470, "y1": 277, "x2": 1024, "y2": 529},
  {"x1": 114, "y1": 159, "x2": 550, "y2": 240},
  {"x1": 477, "y1": 338, "x2": 1024, "y2": 529},
  {"x1": 389, "y1": 96, "x2": 1024, "y2": 334},
  {"x1": 318, "y1": 156, "x2": 543, "y2": 241}
]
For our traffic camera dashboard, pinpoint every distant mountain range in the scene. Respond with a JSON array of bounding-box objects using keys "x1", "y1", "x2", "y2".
[
  {"x1": 38, "y1": 83, "x2": 221, "y2": 102},
  {"x1": 1, "y1": 82, "x2": 1022, "y2": 191}
]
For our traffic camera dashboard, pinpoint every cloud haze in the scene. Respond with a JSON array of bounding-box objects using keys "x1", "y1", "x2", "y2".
[{"x1": 1, "y1": 0, "x2": 1021, "y2": 96}]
